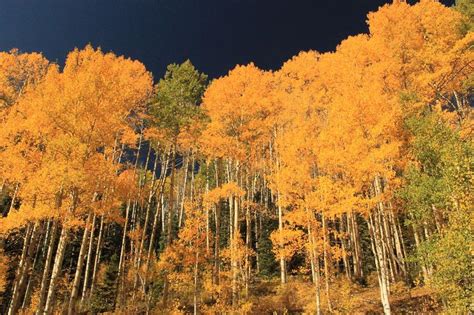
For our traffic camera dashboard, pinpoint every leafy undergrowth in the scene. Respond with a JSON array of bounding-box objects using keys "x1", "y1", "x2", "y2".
[{"x1": 247, "y1": 277, "x2": 440, "y2": 314}]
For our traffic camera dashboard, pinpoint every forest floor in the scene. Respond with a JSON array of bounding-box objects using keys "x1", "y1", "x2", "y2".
[
  {"x1": 248, "y1": 277, "x2": 440, "y2": 314},
  {"x1": 351, "y1": 286, "x2": 440, "y2": 314}
]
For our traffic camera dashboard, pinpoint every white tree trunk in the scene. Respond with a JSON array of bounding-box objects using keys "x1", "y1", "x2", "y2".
[
  {"x1": 44, "y1": 225, "x2": 69, "y2": 314},
  {"x1": 68, "y1": 213, "x2": 92, "y2": 315},
  {"x1": 80, "y1": 213, "x2": 96, "y2": 309}
]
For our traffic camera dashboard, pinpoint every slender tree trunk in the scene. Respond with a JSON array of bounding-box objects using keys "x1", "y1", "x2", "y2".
[
  {"x1": 129, "y1": 200, "x2": 139, "y2": 275},
  {"x1": 8, "y1": 223, "x2": 33, "y2": 315},
  {"x1": 36, "y1": 220, "x2": 58, "y2": 314},
  {"x1": 190, "y1": 153, "x2": 195, "y2": 201},
  {"x1": 422, "y1": 221, "x2": 433, "y2": 276},
  {"x1": 380, "y1": 206, "x2": 396, "y2": 282},
  {"x1": 166, "y1": 145, "x2": 176, "y2": 246},
  {"x1": 9, "y1": 222, "x2": 40, "y2": 315},
  {"x1": 145, "y1": 190, "x2": 163, "y2": 274},
  {"x1": 0, "y1": 179, "x2": 5, "y2": 195},
  {"x1": 214, "y1": 201, "x2": 221, "y2": 286},
  {"x1": 231, "y1": 195, "x2": 239, "y2": 309},
  {"x1": 68, "y1": 213, "x2": 92, "y2": 315},
  {"x1": 387, "y1": 206, "x2": 406, "y2": 279},
  {"x1": 178, "y1": 154, "x2": 189, "y2": 228},
  {"x1": 8, "y1": 183, "x2": 19, "y2": 213},
  {"x1": 308, "y1": 221, "x2": 321, "y2": 315},
  {"x1": 161, "y1": 194, "x2": 166, "y2": 233},
  {"x1": 350, "y1": 212, "x2": 363, "y2": 279},
  {"x1": 128, "y1": 133, "x2": 144, "y2": 280},
  {"x1": 228, "y1": 160, "x2": 238, "y2": 308},
  {"x1": 89, "y1": 215, "x2": 104, "y2": 299},
  {"x1": 144, "y1": 152, "x2": 169, "y2": 290},
  {"x1": 412, "y1": 224, "x2": 429, "y2": 282},
  {"x1": 44, "y1": 225, "x2": 69, "y2": 314},
  {"x1": 80, "y1": 214, "x2": 96, "y2": 309},
  {"x1": 277, "y1": 191, "x2": 287, "y2": 285},
  {"x1": 40, "y1": 220, "x2": 52, "y2": 261},
  {"x1": 272, "y1": 131, "x2": 287, "y2": 285},
  {"x1": 245, "y1": 192, "x2": 251, "y2": 298},
  {"x1": 117, "y1": 200, "x2": 131, "y2": 306},
  {"x1": 341, "y1": 215, "x2": 351, "y2": 279},
  {"x1": 21, "y1": 223, "x2": 45, "y2": 310},
  {"x1": 368, "y1": 210, "x2": 391, "y2": 315},
  {"x1": 213, "y1": 159, "x2": 221, "y2": 287},
  {"x1": 322, "y1": 215, "x2": 332, "y2": 312},
  {"x1": 163, "y1": 145, "x2": 177, "y2": 309},
  {"x1": 395, "y1": 214, "x2": 408, "y2": 269},
  {"x1": 254, "y1": 211, "x2": 259, "y2": 274},
  {"x1": 135, "y1": 153, "x2": 159, "y2": 292},
  {"x1": 205, "y1": 174, "x2": 210, "y2": 254},
  {"x1": 193, "y1": 251, "x2": 199, "y2": 315}
]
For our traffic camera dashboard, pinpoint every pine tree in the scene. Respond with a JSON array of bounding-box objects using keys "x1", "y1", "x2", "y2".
[{"x1": 90, "y1": 254, "x2": 119, "y2": 313}]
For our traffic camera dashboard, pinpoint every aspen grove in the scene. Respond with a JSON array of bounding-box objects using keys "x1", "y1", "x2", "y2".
[{"x1": 0, "y1": 1, "x2": 472, "y2": 314}]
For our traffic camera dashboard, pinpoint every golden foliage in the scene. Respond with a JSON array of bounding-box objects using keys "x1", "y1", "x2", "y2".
[{"x1": 0, "y1": 249, "x2": 8, "y2": 293}]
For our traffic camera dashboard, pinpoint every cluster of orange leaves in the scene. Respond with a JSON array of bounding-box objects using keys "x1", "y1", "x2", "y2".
[
  {"x1": 0, "y1": 45, "x2": 153, "y2": 233},
  {"x1": 198, "y1": 0, "x2": 472, "y2": 262}
]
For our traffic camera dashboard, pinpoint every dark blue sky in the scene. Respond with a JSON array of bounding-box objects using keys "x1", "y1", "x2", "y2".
[{"x1": 1, "y1": 0, "x2": 455, "y2": 80}]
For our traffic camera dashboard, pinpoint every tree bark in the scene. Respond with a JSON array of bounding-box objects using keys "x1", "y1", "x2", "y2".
[
  {"x1": 68, "y1": 213, "x2": 92, "y2": 315},
  {"x1": 178, "y1": 153, "x2": 189, "y2": 228},
  {"x1": 350, "y1": 212, "x2": 363, "y2": 279},
  {"x1": 89, "y1": 215, "x2": 104, "y2": 299},
  {"x1": 308, "y1": 221, "x2": 321, "y2": 315},
  {"x1": 44, "y1": 225, "x2": 69, "y2": 314},
  {"x1": 117, "y1": 200, "x2": 131, "y2": 306},
  {"x1": 145, "y1": 152, "x2": 169, "y2": 285},
  {"x1": 8, "y1": 223, "x2": 33, "y2": 315},
  {"x1": 193, "y1": 251, "x2": 199, "y2": 315},
  {"x1": 166, "y1": 145, "x2": 176, "y2": 246},
  {"x1": 135, "y1": 152, "x2": 159, "y2": 291},
  {"x1": 21, "y1": 223, "x2": 45, "y2": 309},
  {"x1": 80, "y1": 213, "x2": 96, "y2": 309},
  {"x1": 322, "y1": 215, "x2": 332, "y2": 312},
  {"x1": 36, "y1": 220, "x2": 58, "y2": 314},
  {"x1": 277, "y1": 194, "x2": 287, "y2": 284},
  {"x1": 368, "y1": 209, "x2": 391, "y2": 315},
  {"x1": 8, "y1": 222, "x2": 40, "y2": 315}
]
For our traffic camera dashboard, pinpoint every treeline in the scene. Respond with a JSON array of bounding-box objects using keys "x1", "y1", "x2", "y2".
[{"x1": 0, "y1": 1, "x2": 472, "y2": 314}]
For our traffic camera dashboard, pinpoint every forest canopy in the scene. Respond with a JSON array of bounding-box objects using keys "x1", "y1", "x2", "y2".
[{"x1": 0, "y1": 1, "x2": 472, "y2": 314}]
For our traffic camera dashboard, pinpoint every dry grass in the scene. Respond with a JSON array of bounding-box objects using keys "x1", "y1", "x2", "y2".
[{"x1": 247, "y1": 277, "x2": 440, "y2": 314}]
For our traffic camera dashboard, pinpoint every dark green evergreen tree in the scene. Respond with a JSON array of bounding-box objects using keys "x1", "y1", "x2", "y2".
[
  {"x1": 149, "y1": 60, "x2": 208, "y2": 141},
  {"x1": 90, "y1": 254, "x2": 119, "y2": 313},
  {"x1": 258, "y1": 218, "x2": 278, "y2": 278}
]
